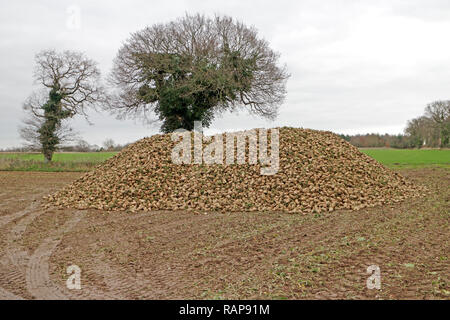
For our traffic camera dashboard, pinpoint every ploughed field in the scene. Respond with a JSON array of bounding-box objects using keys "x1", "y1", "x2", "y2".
[{"x1": 0, "y1": 168, "x2": 448, "y2": 299}]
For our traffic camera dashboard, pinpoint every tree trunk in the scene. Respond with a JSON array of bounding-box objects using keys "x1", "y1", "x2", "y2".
[{"x1": 43, "y1": 150, "x2": 53, "y2": 163}]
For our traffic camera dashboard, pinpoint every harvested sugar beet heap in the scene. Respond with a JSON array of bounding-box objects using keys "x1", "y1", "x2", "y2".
[{"x1": 45, "y1": 127, "x2": 426, "y2": 213}]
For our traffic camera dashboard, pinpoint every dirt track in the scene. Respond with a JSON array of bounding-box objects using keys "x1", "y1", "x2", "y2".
[{"x1": 0, "y1": 169, "x2": 448, "y2": 299}]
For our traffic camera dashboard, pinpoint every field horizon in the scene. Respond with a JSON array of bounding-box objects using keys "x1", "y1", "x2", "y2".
[{"x1": 0, "y1": 147, "x2": 448, "y2": 171}]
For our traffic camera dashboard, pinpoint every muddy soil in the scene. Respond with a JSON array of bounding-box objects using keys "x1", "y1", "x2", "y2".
[{"x1": 0, "y1": 169, "x2": 448, "y2": 299}]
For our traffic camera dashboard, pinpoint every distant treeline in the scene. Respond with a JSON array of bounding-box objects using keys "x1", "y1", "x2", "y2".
[
  {"x1": 339, "y1": 133, "x2": 416, "y2": 149},
  {"x1": 340, "y1": 129, "x2": 448, "y2": 149},
  {"x1": 342, "y1": 101, "x2": 450, "y2": 149}
]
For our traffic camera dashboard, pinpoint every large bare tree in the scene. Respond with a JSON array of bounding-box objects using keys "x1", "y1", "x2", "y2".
[
  {"x1": 108, "y1": 14, "x2": 289, "y2": 133},
  {"x1": 20, "y1": 50, "x2": 106, "y2": 161}
]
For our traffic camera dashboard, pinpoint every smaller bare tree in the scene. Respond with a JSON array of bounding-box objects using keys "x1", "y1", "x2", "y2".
[
  {"x1": 404, "y1": 116, "x2": 436, "y2": 148},
  {"x1": 424, "y1": 100, "x2": 450, "y2": 148},
  {"x1": 20, "y1": 50, "x2": 106, "y2": 161},
  {"x1": 19, "y1": 110, "x2": 79, "y2": 151},
  {"x1": 102, "y1": 138, "x2": 116, "y2": 151}
]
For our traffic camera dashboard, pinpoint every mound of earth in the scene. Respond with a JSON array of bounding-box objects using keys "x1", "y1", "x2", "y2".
[{"x1": 45, "y1": 127, "x2": 425, "y2": 213}]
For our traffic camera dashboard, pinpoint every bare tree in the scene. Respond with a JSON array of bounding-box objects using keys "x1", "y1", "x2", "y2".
[
  {"x1": 19, "y1": 110, "x2": 79, "y2": 150},
  {"x1": 404, "y1": 116, "x2": 436, "y2": 148},
  {"x1": 107, "y1": 14, "x2": 289, "y2": 133},
  {"x1": 75, "y1": 139, "x2": 93, "y2": 152},
  {"x1": 424, "y1": 100, "x2": 450, "y2": 147},
  {"x1": 102, "y1": 138, "x2": 116, "y2": 151},
  {"x1": 20, "y1": 50, "x2": 106, "y2": 161}
]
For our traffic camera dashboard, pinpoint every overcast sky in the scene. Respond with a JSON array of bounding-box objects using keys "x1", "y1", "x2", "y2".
[{"x1": 1, "y1": 0, "x2": 450, "y2": 148}]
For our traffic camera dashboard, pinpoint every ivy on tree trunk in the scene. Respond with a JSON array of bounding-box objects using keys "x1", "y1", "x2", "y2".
[{"x1": 38, "y1": 86, "x2": 72, "y2": 162}]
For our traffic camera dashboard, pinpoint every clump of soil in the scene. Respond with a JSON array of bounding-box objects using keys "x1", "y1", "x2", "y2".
[{"x1": 45, "y1": 127, "x2": 426, "y2": 213}]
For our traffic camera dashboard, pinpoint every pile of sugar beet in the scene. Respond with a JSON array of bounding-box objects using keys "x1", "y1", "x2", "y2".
[{"x1": 45, "y1": 127, "x2": 426, "y2": 214}]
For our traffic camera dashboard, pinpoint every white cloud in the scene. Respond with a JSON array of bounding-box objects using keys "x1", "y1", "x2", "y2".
[{"x1": 1, "y1": 0, "x2": 450, "y2": 148}]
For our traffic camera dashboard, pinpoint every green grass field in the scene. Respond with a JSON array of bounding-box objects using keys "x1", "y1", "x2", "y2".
[
  {"x1": 0, "y1": 152, "x2": 117, "y2": 172},
  {"x1": 0, "y1": 148, "x2": 448, "y2": 171},
  {"x1": 360, "y1": 148, "x2": 450, "y2": 168}
]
